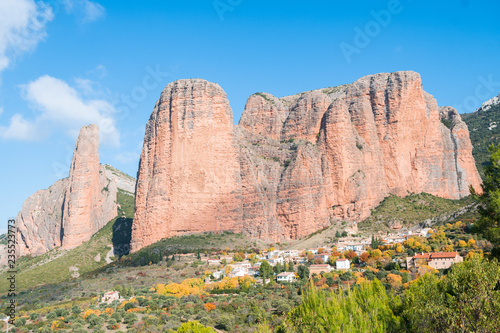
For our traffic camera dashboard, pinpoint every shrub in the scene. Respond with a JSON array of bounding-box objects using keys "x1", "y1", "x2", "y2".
[{"x1": 15, "y1": 317, "x2": 27, "y2": 327}]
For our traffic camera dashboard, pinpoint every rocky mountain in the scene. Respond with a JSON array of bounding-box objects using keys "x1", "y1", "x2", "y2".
[
  {"x1": 130, "y1": 71, "x2": 482, "y2": 252},
  {"x1": 462, "y1": 93, "x2": 500, "y2": 176},
  {"x1": 16, "y1": 124, "x2": 135, "y2": 257},
  {"x1": 476, "y1": 92, "x2": 500, "y2": 113}
]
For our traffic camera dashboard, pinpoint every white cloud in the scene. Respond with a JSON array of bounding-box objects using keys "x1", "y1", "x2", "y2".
[
  {"x1": 61, "y1": 0, "x2": 105, "y2": 23},
  {"x1": 0, "y1": 75, "x2": 120, "y2": 146},
  {"x1": 0, "y1": 0, "x2": 53, "y2": 73},
  {"x1": 0, "y1": 114, "x2": 40, "y2": 141}
]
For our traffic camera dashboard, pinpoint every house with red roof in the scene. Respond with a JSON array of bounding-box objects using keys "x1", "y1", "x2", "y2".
[{"x1": 406, "y1": 252, "x2": 463, "y2": 271}]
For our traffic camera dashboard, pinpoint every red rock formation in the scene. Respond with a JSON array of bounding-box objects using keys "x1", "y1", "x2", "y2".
[
  {"x1": 61, "y1": 124, "x2": 117, "y2": 249},
  {"x1": 131, "y1": 71, "x2": 482, "y2": 251},
  {"x1": 16, "y1": 125, "x2": 135, "y2": 256},
  {"x1": 131, "y1": 79, "x2": 243, "y2": 252}
]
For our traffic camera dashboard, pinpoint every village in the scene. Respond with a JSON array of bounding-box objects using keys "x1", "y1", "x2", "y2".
[{"x1": 122, "y1": 222, "x2": 470, "y2": 289}]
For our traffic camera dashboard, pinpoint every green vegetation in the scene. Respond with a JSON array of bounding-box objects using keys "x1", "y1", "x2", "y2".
[
  {"x1": 321, "y1": 84, "x2": 350, "y2": 95},
  {"x1": 0, "y1": 233, "x2": 6, "y2": 246},
  {"x1": 282, "y1": 280, "x2": 402, "y2": 332},
  {"x1": 462, "y1": 103, "x2": 500, "y2": 177},
  {"x1": 359, "y1": 193, "x2": 476, "y2": 232},
  {"x1": 403, "y1": 255, "x2": 500, "y2": 332},
  {"x1": 471, "y1": 144, "x2": 500, "y2": 257},
  {"x1": 440, "y1": 117, "x2": 453, "y2": 130},
  {"x1": 122, "y1": 231, "x2": 267, "y2": 267},
  {"x1": 253, "y1": 92, "x2": 275, "y2": 105}
]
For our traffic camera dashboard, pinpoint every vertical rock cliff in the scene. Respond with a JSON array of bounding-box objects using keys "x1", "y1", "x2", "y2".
[
  {"x1": 131, "y1": 80, "x2": 243, "y2": 251},
  {"x1": 131, "y1": 71, "x2": 482, "y2": 250},
  {"x1": 61, "y1": 124, "x2": 118, "y2": 249},
  {"x1": 16, "y1": 124, "x2": 135, "y2": 256}
]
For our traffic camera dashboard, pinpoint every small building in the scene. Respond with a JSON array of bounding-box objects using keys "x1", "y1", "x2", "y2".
[
  {"x1": 406, "y1": 252, "x2": 463, "y2": 271},
  {"x1": 207, "y1": 258, "x2": 221, "y2": 265},
  {"x1": 269, "y1": 257, "x2": 284, "y2": 266},
  {"x1": 102, "y1": 291, "x2": 119, "y2": 304},
  {"x1": 277, "y1": 272, "x2": 296, "y2": 283},
  {"x1": 336, "y1": 258, "x2": 350, "y2": 270},
  {"x1": 212, "y1": 270, "x2": 223, "y2": 280},
  {"x1": 229, "y1": 270, "x2": 246, "y2": 278},
  {"x1": 345, "y1": 243, "x2": 364, "y2": 251},
  {"x1": 309, "y1": 264, "x2": 331, "y2": 277}
]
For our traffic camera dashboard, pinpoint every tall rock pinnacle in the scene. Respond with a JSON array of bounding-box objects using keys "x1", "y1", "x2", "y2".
[
  {"x1": 16, "y1": 124, "x2": 132, "y2": 256},
  {"x1": 61, "y1": 124, "x2": 117, "y2": 249}
]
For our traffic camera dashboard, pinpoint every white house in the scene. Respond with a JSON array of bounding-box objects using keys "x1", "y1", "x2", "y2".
[
  {"x1": 276, "y1": 272, "x2": 296, "y2": 283},
  {"x1": 212, "y1": 270, "x2": 223, "y2": 280},
  {"x1": 207, "y1": 258, "x2": 221, "y2": 265},
  {"x1": 345, "y1": 243, "x2": 364, "y2": 251},
  {"x1": 336, "y1": 258, "x2": 350, "y2": 270},
  {"x1": 102, "y1": 291, "x2": 119, "y2": 304},
  {"x1": 269, "y1": 257, "x2": 284, "y2": 266}
]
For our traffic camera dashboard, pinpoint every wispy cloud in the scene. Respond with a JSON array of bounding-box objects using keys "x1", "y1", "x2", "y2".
[
  {"x1": 0, "y1": 75, "x2": 120, "y2": 146},
  {"x1": 61, "y1": 0, "x2": 105, "y2": 24},
  {"x1": 0, "y1": 0, "x2": 54, "y2": 74}
]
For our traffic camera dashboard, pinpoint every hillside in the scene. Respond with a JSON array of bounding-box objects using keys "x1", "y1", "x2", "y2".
[
  {"x1": 462, "y1": 103, "x2": 500, "y2": 177},
  {"x1": 0, "y1": 190, "x2": 134, "y2": 292}
]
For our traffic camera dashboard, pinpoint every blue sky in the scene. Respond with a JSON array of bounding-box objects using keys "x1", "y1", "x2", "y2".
[{"x1": 1, "y1": 0, "x2": 499, "y2": 234}]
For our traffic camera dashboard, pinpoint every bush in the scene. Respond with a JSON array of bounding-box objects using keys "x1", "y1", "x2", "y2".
[
  {"x1": 46, "y1": 311, "x2": 57, "y2": 320},
  {"x1": 283, "y1": 280, "x2": 402, "y2": 332},
  {"x1": 215, "y1": 315, "x2": 234, "y2": 331},
  {"x1": 123, "y1": 313, "x2": 138, "y2": 326},
  {"x1": 30, "y1": 312, "x2": 39, "y2": 320},
  {"x1": 403, "y1": 256, "x2": 500, "y2": 332},
  {"x1": 15, "y1": 317, "x2": 27, "y2": 327}
]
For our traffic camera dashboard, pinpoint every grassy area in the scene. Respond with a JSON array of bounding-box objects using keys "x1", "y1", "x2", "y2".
[
  {"x1": 462, "y1": 103, "x2": 500, "y2": 177},
  {"x1": 358, "y1": 193, "x2": 477, "y2": 233}
]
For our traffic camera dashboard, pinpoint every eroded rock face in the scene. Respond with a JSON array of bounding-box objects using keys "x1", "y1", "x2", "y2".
[
  {"x1": 61, "y1": 124, "x2": 117, "y2": 249},
  {"x1": 131, "y1": 71, "x2": 482, "y2": 250},
  {"x1": 16, "y1": 125, "x2": 134, "y2": 256},
  {"x1": 131, "y1": 79, "x2": 243, "y2": 252}
]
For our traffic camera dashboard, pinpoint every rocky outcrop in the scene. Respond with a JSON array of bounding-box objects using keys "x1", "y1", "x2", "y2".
[
  {"x1": 131, "y1": 71, "x2": 482, "y2": 251},
  {"x1": 16, "y1": 125, "x2": 135, "y2": 257},
  {"x1": 61, "y1": 124, "x2": 117, "y2": 249},
  {"x1": 131, "y1": 80, "x2": 243, "y2": 251}
]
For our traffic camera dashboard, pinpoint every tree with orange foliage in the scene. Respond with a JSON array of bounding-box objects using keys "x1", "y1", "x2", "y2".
[
  {"x1": 386, "y1": 273, "x2": 402, "y2": 289},
  {"x1": 314, "y1": 257, "x2": 324, "y2": 264},
  {"x1": 204, "y1": 303, "x2": 216, "y2": 312},
  {"x1": 346, "y1": 250, "x2": 357, "y2": 260},
  {"x1": 359, "y1": 252, "x2": 370, "y2": 262}
]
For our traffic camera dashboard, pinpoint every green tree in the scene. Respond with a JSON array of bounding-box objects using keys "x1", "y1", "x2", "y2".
[
  {"x1": 282, "y1": 280, "x2": 402, "y2": 332},
  {"x1": 259, "y1": 261, "x2": 273, "y2": 284},
  {"x1": 403, "y1": 255, "x2": 500, "y2": 332},
  {"x1": 297, "y1": 265, "x2": 310, "y2": 280},
  {"x1": 177, "y1": 321, "x2": 216, "y2": 333},
  {"x1": 371, "y1": 235, "x2": 381, "y2": 249},
  {"x1": 335, "y1": 230, "x2": 341, "y2": 238},
  {"x1": 288, "y1": 260, "x2": 295, "y2": 272},
  {"x1": 72, "y1": 305, "x2": 82, "y2": 315},
  {"x1": 273, "y1": 262, "x2": 283, "y2": 274},
  {"x1": 472, "y1": 144, "x2": 500, "y2": 256}
]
